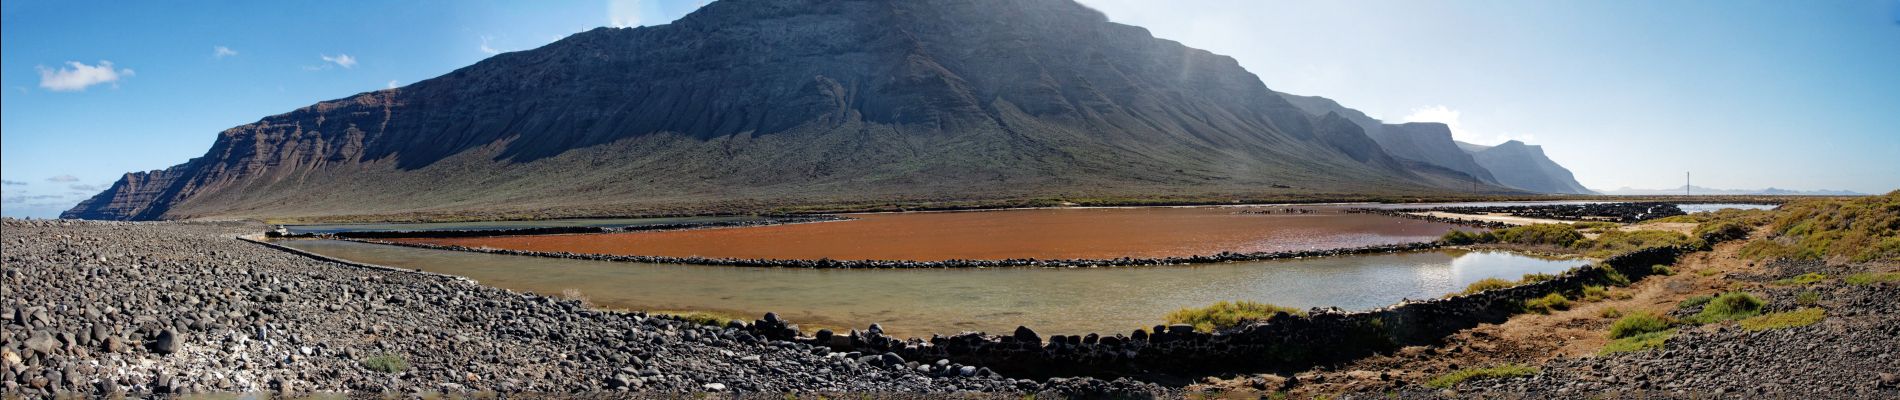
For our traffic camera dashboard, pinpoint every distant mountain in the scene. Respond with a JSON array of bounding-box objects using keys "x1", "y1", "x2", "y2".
[
  {"x1": 1461, "y1": 140, "x2": 1595, "y2": 195},
  {"x1": 1597, "y1": 186, "x2": 1865, "y2": 196},
  {"x1": 66, "y1": 0, "x2": 1505, "y2": 221}
]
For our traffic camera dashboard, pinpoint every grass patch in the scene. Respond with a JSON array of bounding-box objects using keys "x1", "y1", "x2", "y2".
[
  {"x1": 1796, "y1": 291, "x2": 1821, "y2": 306},
  {"x1": 1739, "y1": 191, "x2": 1900, "y2": 262},
  {"x1": 1460, "y1": 278, "x2": 1515, "y2": 295},
  {"x1": 1844, "y1": 272, "x2": 1900, "y2": 285},
  {"x1": 360, "y1": 354, "x2": 410, "y2": 373},
  {"x1": 1609, "y1": 312, "x2": 1673, "y2": 339},
  {"x1": 1519, "y1": 273, "x2": 1556, "y2": 283},
  {"x1": 1598, "y1": 264, "x2": 1631, "y2": 286},
  {"x1": 1600, "y1": 329, "x2": 1674, "y2": 355},
  {"x1": 1523, "y1": 293, "x2": 1571, "y2": 314},
  {"x1": 1771, "y1": 273, "x2": 1827, "y2": 286},
  {"x1": 1497, "y1": 224, "x2": 1585, "y2": 247},
  {"x1": 1696, "y1": 268, "x2": 1720, "y2": 277},
  {"x1": 1165, "y1": 301, "x2": 1304, "y2": 332},
  {"x1": 1580, "y1": 285, "x2": 1610, "y2": 302},
  {"x1": 1425, "y1": 364, "x2": 1539, "y2": 388},
  {"x1": 1687, "y1": 292, "x2": 1765, "y2": 324},
  {"x1": 1650, "y1": 264, "x2": 1675, "y2": 276},
  {"x1": 1598, "y1": 307, "x2": 1624, "y2": 319},
  {"x1": 1737, "y1": 308, "x2": 1825, "y2": 331}
]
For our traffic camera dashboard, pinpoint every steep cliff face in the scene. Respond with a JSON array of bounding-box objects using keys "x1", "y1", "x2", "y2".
[
  {"x1": 1463, "y1": 140, "x2": 1595, "y2": 194},
  {"x1": 1277, "y1": 93, "x2": 1499, "y2": 185},
  {"x1": 68, "y1": 0, "x2": 1491, "y2": 221}
]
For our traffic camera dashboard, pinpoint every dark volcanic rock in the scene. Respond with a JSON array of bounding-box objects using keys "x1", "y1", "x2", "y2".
[{"x1": 69, "y1": 0, "x2": 1480, "y2": 221}]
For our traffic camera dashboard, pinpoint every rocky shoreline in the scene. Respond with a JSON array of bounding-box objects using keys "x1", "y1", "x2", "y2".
[
  {"x1": 1, "y1": 219, "x2": 1166, "y2": 398},
  {"x1": 342, "y1": 238, "x2": 1447, "y2": 269}
]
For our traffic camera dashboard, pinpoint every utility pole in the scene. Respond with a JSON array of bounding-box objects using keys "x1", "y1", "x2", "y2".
[{"x1": 1686, "y1": 172, "x2": 1691, "y2": 196}]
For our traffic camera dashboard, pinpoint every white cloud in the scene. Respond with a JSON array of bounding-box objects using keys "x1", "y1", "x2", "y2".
[
  {"x1": 1401, "y1": 105, "x2": 1533, "y2": 145},
  {"x1": 46, "y1": 175, "x2": 78, "y2": 182},
  {"x1": 214, "y1": 46, "x2": 238, "y2": 59},
  {"x1": 609, "y1": 0, "x2": 643, "y2": 28},
  {"x1": 36, "y1": 61, "x2": 134, "y2": 92},
  {"x1": 386, "y1": 80, "x2": 399, "y2": 89},
  {"x1": 320, "y1": 54, "x2": 357, "y2": 69},
  {"x1": 480, "y1": 35, "x2": 501, "y2": 55}
]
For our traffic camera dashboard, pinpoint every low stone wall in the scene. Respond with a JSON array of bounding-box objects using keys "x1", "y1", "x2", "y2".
[
  {"x1": 744, "y1": 246, "x2": 1692, "y2": 379},
  {"x1": 266, "y1": 215, "x2": 848, "y2": 239},
  {"x1": 1344, "y1": 208, "x2": 1513, "y2": 229},
  {"x1": 345, "y1": 239, "x2": 1445, "y2": 269}
]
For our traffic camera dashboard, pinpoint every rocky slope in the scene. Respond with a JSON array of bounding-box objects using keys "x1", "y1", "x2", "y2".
[
  {"x1": 66, "y1": 0, "x2": 1500, "y2": 221},
  {"x1": 1463, "y1": 141, "x2": 1595, "y2": 195}
]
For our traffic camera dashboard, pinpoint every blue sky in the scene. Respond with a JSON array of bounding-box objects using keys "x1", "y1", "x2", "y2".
[{"x1": 4, "y1": 0, "x2": 1897, "y2": 217}]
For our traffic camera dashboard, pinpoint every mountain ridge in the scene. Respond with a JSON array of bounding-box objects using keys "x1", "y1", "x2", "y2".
[{"x1": 66, "y1": 0, "x2": 1513, "y2": 221}]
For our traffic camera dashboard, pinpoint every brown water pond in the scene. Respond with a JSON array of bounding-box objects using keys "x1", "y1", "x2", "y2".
[{"x1": 389, "y1": 206, "x2": 1467, "y2": 261}]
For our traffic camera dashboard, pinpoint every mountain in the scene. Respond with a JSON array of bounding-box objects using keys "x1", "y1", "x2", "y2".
[
  {"x1": 1461, "y1": 140, "x2": 1595, "y2": 194},
  {"x1": 1278, "y1": 93, "x2": 1500, "y2": 186},
  {"x1": 1597, "y1": 186, "x2": 1865, "y2": 196},
  {"x1": 66, "y1": 0, "x2": 1507, "y2": 221}
]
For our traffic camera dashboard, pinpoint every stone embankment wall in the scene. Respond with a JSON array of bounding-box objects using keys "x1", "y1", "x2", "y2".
[
  {"x1": 267, "y1": 215, "x2": 847, "y2": 239},
  {"x1": 742, "y1": 246, "x2": 1691, "y2": 379},
  {"x1": 347, "y1": 239, "x2": 1444, "y2": 269},
  {"x1": 1344, "y1": 208, "x2": 1512, "y2": 229}
]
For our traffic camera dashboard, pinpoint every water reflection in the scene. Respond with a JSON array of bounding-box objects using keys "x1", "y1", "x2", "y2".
[{"x1": 279, "y1": 239, "x2": 1586, "y2": 336}]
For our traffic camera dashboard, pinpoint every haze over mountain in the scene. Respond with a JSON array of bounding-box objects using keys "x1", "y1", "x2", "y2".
[
  {"x1": 65, "y1": 0, "x2": 1529, "y2": 221},
  {"x1": 1596, "y1": 186, "x2": 1864, "y2": 196},
  {"x1": 1459, "y1": 141, "x2": 1594, "y2": 195}
]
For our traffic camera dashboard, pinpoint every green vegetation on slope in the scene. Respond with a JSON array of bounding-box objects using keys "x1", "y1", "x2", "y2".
[
  {"x1": 1600, "y1": 330, "x2": 1675, "y2": 355},
  {"x1": 1738, "y1": 308, "x2": 1825, "y2": 331},
  {"x1": 1739, "y1": 190, "x2": 1900, "y2": 262},
  {"x1": 1609, "y1": 312, "x2": 1673, "y2": 339},
  {"x1": 1687, "y1": 292, "x2": 1765, "y2": 324}
]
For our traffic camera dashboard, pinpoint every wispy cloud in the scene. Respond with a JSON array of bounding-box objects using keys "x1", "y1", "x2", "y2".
[
  {"x1": 214, "y1": 46, "x2": 239, "y2": 59},
  {"x1": 320, "y1": 54, "x2": 357, "y2": 69},
  {"x1": 480, "y1": 35, "x2": 501, "y2": 55},
  {"x1": 1402, "y1": 105, "x2": 1533, "y2": 145},
  {"x1": 609, "y1": 0, "x2": 643, "y2": 28},
  {"x1": 46, "y1": 175, "x2": 78, "y2": 183},
  {"x1": 69, "y1": 184, "x2": 101, "y2": 192},
  {"x1": 386, "y1": 80, "x2": 399, "y2": 89},
  {"x1": 36, "y1": 61, "x2": 135, "y2": 92},
  {"x1": 1, "y1": 180, "x2": 24, "y2": 186}
]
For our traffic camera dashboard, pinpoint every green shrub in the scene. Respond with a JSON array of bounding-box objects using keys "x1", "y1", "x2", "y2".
[
  {"x1": 1440, "y1": 229, "x2": 1482, "y2": 245},
  {"x1": 1771, "y1": 273, "x2": 1827, "y2": 286},
  {"x1": 1598, "y1": 307, "x2": 1624, "y2": 319},
  {"x1": 1165, "y1": 301, "x2": 1304, "y2": 332},
  {"x1": 1609, "y1": 312, "x2": 1673, "y2": 339},
  {"x1": 1495, "y1": 224, "x2": 1585, "y2": 247},
  {"x1": 1460, "y1": 278, "x2": 1516, "y2": 295},
  {"x1": 1598, "y1": 265, "x2": 1631, "y2": 286},
  {"x1": 1572, "y1": 221, "x2": 1621, "y2": 232},
  {"x1": 1425, "y1": 364, "x2": 1539, "y2": 388},
  {"x1": 1650, "y1": 264, "x2": 1675, "y2": 276},
  {"x1": 1519, "y1": 273, "x2": 1556, "y2": 283},
  {"x1": 360, "y1": 354, "x2": 410, "y2": 373},
  {"x1": 1693, "y1": 220, "x2": 1751, "y2": 243},
  {"x1": 1581, "y1": 285, "x2": 1609, "y2": 301},
  {"x1": 1844, "y1": 272, "x2": 1900, "y2": 285},
  {"x1": 1600, "y1": 330, "x2": 1674, "y2": 355},
  {"x1": 1572, "y1": 230, "x2": 1703, "y2": 258},
  {"x1": 1689, "y1": 292, "x2": 1765, "y2": 323},
  {"x1": 1524, "y1": 293, "x2": 1571, "y2": 314},
  {"x1": 1678, "y1": 295, "x2": 1713, "y2": 310},
  {"x1": 1737, "y1": 308, "x2": 1824, "y2": 331}
]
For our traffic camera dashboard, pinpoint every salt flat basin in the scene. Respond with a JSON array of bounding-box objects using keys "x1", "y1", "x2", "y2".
[
  {"x1": 386, "y1": 206, "x2": 1468, "y2": 261},
  {"x1": 276, "y1": 239, "x2": 1584, "y2": 337}
]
